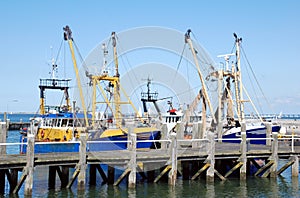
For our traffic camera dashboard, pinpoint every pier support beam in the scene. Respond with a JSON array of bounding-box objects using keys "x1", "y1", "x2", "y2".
[
  {"x1": 176, "y1": 122, "x2": 184, "y2": 147},
  {"x1": 48, "y1": 166, "x2": 57, "y2": 189},
  {"x1": 168, "y1": 133, "x2": 177, "y2": 185},
  {"x1": 192, "y1": 122, "x2": 201, "y2": 148},
  {"x1": 24, "y1": 133, "x2": 35, "y2": 195},
  {"x1": 0, "y1": 123, "x2": 6, "y2": 194},
  {"x1": 107, "y1": 166, "x2": 115, "y2": 184},
  {"x1": 265, "y1": 122, "x2": 272, "y2": 146},
  {"x1": 270, "y1": 132, "x2": 278, "y2": 177},
  {"x1": 78, "y1": 132, "x2": 87, "y2": 190},
  {"x1": 0, "y1": 122, "x2": 7, "y2": 154},
  {"x1": 240, "y1": 130, "x2": 247, "y2": 180},
  {"x1": 161, "y1": 123, "x2": 168, "y2": 149},
  {"x1": 128, "y1": 124, "x2": 137, "y2": 188},
  {"x1": 206, "y1": 132, "x2": 215, "y2": 182},
  {"x1": 291, "y1": 155, "x2": 299, "y2": 177}
]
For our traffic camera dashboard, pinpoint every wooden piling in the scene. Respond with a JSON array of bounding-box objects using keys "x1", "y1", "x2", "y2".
[
  {"x1": 265, "y1": 122, "x2": 272, "y2": 146},
  {"x1": 0, "y1": 170, "x2": 4, "y2": 194},
  {"x1": 270, "y1": 132, "x2": 278, "y2": 178},
  {"x1": 240, "y1": 130, "x2": 247, "y2": 180},
  {"x1": 89, "y1": 164, "x2": 97, "y2": 186},
  {"x1": 176, "y1": 122, "x2": 184, "y2": 146},
  {"x1": 48, "y1": 166, "x2": 57, "y2": 189},
  {"x1": 181, "y1": 161, "x2": 190, "y2": 180},
  {"x1": 0, "y1": 123, "x2": 7, "y2": 194},
  {"x1": 168, "y1": 133, "x2": 177, "y2": 185},
  {"x1": 192, "y1": 122, "x2": 200, "y2": 148},
  {"x1": 0, "y1": 122, "x2": 7, "y2": 154},
  {"x1": 24, "y1": 132, "x2": 35, "y2": 195},
  {"x1": 60, "y1": 166, "x2": 69, "y2": 188},
  {"x1": 206, "y1": 132, "x2": 215, "y2": 182},
  {"x1": 161, "y1": 123, "x2": 168, "y2": 149},
  {"x1": 107, "y1": 166, "x2": 115, "y2": 184},
  {"x1": 128, "y1": 123, "x2": 137, "y2": 188},
  {"x1": 78, "y1": 132, "x2": 87, "y2": 190},
  {"x1": 291, "y1": 155, "x2": 299, "y2": 177},
  {"x1": 7, "y1": 169, "x2": 19, "y2": 193}
]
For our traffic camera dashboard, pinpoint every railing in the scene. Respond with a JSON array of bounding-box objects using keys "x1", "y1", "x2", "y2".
[{"x1": 1, "y1": 133, "x2": 299, "y2": 155}]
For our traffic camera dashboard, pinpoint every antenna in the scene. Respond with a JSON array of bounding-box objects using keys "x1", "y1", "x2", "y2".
[{"x1": 217, "y1": 53, "x2": 235, "y2": 71}]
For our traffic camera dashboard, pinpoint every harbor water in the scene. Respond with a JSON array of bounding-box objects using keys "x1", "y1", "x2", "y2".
[{"x1": 1, "y1": 114, "x2": 300, "y2": 197}]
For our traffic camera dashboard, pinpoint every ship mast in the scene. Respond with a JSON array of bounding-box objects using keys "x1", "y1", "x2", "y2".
[
  {"x1": 111, "y1": 32, "x2": 122, "y2": 128},
  {"x1": 184, "y1": 29, "x2": 216, "y2": 124},
  {"x1": 63, "y1": 25, "x2": 89, "y2": 127},
  {"x1": 233, "y1": 33, "x2": 245, "y2": 122},
  {"x1": 89, "y1": 32, "x2": 122, "y2": 128},
  {"x1": 39, "y1": 49, "x2": 71, "y2": 115}
]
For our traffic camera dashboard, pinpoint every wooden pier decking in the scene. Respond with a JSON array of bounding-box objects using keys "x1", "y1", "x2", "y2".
[{"x1": 0, "y1": 122, "x2": 300, "y2": 196}]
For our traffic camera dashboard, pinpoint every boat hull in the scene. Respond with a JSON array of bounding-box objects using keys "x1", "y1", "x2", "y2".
[
  {"x1": 20, "y1": 130, "x2": 160, "y2": 153},
  {"x1": 222, "y1": 125, "x2": 281, "y2": 145}
]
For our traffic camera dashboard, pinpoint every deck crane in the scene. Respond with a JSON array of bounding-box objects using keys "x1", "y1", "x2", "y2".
[
  {"x1": 87, "y1": 32, "x2": 142, "y2": 128},
  {"x1": 182, "y1": 30, "x2": 216, "y2": 131},
  {"x1": 63, "y1": 25, "x2": 89, "y2": 127}
]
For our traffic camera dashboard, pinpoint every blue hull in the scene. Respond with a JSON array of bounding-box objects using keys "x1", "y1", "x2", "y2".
[
  {"x1": 20, "y1": 131, "x2": 160, "y2": 153},
  {"x1": 222, "y1": 125, "x2": 281, "y2": 145}
]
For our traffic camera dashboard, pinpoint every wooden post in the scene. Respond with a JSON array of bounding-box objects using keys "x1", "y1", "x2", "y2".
[
  {"x1": 78, "y1": 132, "x2": 87, "y2": 190},
  {"x1": 240, "y1": 131, "x2": 247, "y2": 180},
  {"x1": 9, "y1": 169, "x2": 19, "y2": 193},
  {"x1": 89, "y1": 164, "x2": 96, "y2": 186},
  {"x1": 176, "y1": 122, "x2": 184, "y2": 147},
  {"x1": 0, "y1": 170, "x2": 4, "y2": 194},
  {"x1": 24, "y1": 132, "x2": 35, "y2": 195},
  {"x1": 181, "y1": 161, "x2": 190, "y2": 180},
  {"x1": 291, "y1": 155, "x2": 299, "y2": 177},
  {"x1": 107, "y1": 166, "x2": 115, "y2": 184},
  {"x1": 168, "y1": 132, "x2": 177, "y2": 185},
  {"x1": 265, "y1": 122, "x2": 272, "y2": 146},
  {"x1": 270, "y1": 132, "x2": 278, "y2": 178},
  {"x1": 60, "y1": 166, "x2": 69, "y2": 188},
  {"x1": 48, "y1": 166, "x2": 57, "y2": 189},
  {"x1": 0, "y1": 122, "x2": 7, "y2": 154},
  {"x1": 0, "y1": 122, "x2": 6, "y2": 194},
  {"x1": 206, "y1": 132, "x2": 215, "y2": 182},
  {"x1": 128, "y1": 123, "x2": 136, "y2": 188},
  {"x1": 192, "y1": 122, "x2": 200, "y2": 148},
  {"x1": 217, "y1": 70, "x2": 223, "y2": 141},
  {"x1": 161, "y1": 123, "x2": 168, "y2": 149}
]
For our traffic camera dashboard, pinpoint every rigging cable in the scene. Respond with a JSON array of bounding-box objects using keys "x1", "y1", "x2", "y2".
[
  {"x1": 240, "y1": 46, "x2": 272, "y2": 113},
  {"x1": 116, "y1": 37, "x2": 145, "y2": 108},
  {"x1": 171, "y1": 43, "x2": 186, "y2": 85}
]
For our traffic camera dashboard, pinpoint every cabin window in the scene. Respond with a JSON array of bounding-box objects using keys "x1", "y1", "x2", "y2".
[
  {"x1": 68, "y1": 119, "x2": 73, "y2": 127},
  {"x1": 57, "y1": 119, "x2": 62, "y2": 127},
  {"x1": 62, "y1": 119, "x2": 68, "y2": 127}
]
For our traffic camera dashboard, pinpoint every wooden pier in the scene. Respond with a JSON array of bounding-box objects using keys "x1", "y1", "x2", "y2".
[{"x1": 0, "y1": 122, "x2": 300, "y2": 196}]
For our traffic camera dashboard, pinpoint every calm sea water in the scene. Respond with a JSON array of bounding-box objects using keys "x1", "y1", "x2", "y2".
[{"x1": 1, "y1": 114, "x2": 300, "y2": 197}]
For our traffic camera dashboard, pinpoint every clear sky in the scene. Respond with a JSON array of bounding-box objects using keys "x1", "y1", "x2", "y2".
[{"x1": 0, "y1": 0, "x2": 299, "y2": 114}]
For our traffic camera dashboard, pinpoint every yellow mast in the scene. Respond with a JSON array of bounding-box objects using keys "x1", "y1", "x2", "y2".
[{"x1": 63, "y1": 25, "x2": 89, "y2": 127}]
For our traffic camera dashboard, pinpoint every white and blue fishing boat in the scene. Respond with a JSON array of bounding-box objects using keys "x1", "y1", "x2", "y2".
[
  {"x1": 180, "y1": 30, "x2": 280, "y2": 145},
  {"x1": 211, "y1": 33, "x2": 281, "y2": 144}
]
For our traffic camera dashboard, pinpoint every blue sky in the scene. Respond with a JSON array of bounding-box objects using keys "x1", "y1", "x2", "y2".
[{"x1": 0, "y1": 0, "x2": 299, "y2": 114}]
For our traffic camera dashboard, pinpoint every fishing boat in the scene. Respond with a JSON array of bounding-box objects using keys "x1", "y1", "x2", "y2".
[
  {"x1": 83, "y1": 31, "x2": 160, "y2": 151},
  {"x1": 208, "y1": 33, "x2": 281, "y2": 144},
  {"x1": 172, "y1": 30, "x2": 281, "y2": 145},
  {"x1": 20, "y1": 26, "x2": 160, "y2": 153}
]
